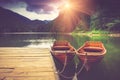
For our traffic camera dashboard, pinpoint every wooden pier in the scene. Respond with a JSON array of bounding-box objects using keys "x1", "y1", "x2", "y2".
[{"x1": 0, "y1": 47, "x2": 57, "y2": 80}]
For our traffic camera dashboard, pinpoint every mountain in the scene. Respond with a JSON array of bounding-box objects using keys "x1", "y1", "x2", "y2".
[
  {"x1": 0, "y1": 6, "x2": 91, "y2": 33},
  {"x1": 0, "y1": 7, "x2": 51, "y2": 33}
]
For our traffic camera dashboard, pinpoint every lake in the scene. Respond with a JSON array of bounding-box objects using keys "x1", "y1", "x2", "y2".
[{"x1": 0, "y1": 33, "x2": 120, "y2": 80}]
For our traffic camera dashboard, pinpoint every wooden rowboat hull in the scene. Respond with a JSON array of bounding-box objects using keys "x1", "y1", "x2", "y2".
[
  {"x1": 51, "y1": 40, "x2": 76, "y2": 64},
  {"x1": 78, "y1": 54, "x2": 104, "y2": 63},
  {"x1": 77, "y1": 41, "x2": 106, "y2": 70},
  {"x1": 51, "y1": 51, "x2": 75, "y2": 64}
]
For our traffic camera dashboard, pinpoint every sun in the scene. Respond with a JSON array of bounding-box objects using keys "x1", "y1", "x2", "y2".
[
  {"x1": 64, "y1": 3, "x2": 71, "y2": 9},
  {"x1": 64, "y1": 2, "x2": 72, "y2": 10}
]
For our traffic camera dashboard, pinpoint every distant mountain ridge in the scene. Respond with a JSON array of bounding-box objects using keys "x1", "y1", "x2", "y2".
[{"x1": 0, "y1": 7, "x2": 51, "y2": 33}]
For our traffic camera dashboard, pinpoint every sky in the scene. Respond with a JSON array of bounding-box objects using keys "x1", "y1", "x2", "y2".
[
  {"x1": 0, "y1": 0, "x2": 64, "y2": 20},
  {"x1": 0, "y1": 0, "x2": 96, "y2": 21},
  {"x1": 1, "y1": 0, "x2": 119, "y2": 21}
]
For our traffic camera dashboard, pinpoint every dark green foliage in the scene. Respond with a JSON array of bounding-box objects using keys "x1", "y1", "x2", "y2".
[
  {"x1": 90, "y1": 8, "x2": 120, "y2": 32},
  {"x1": 74, "y1": 0, "x2": 120, "y2": 33}
]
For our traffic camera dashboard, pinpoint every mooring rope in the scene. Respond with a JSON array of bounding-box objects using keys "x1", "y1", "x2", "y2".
[
  {"x1": 52, "y1": 51, "x2": 88, "y2": 79},
  {"x1": 76, "y1": 52, "x2": 88, "y2": 75},
  {"x1": 58, "y1": 53, "x2": 67, "y2": 74},
  {"x1": 58, "y1": 53, "x2": 76, "y2": 79},
  {"x1": 59, "y1": 72, "x2": 75, "y2": 79},
  {"x1": 56, "y1": 52, "x2": 76, "y2": 79},
  {"x1": 72, "y1": 52, "x2": 88, "y2": 80}
]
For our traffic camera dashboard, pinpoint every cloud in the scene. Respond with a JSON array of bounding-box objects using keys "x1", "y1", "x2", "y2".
[
  {"x1": 0, "y1": 0, "x2": 62, "y2": 14},
  {"x1": 24, "y1": 0, "x2": 60, "y2": 14},
  {"x1": 0, "y1": 0, "x2": 96, "y2": 15},
  {"x1": 26, "y1": 2, "x2": 55, "y2": 14}
]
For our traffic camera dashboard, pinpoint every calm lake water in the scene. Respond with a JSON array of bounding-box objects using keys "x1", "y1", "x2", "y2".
[{"x1": 0, "y1": 33, "x2": 120, "y2": 80}]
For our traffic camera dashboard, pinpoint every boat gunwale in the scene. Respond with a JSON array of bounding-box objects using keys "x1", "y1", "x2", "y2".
[
  {"x1": 50, "y1": 50, "x2": 76, "y2": 53},
  {"x1": 51, "y1": 40, "x2": 76, "y2": 53},
  {"x1": 76, "y1": 41, "x2": 106, "y2": 56}
]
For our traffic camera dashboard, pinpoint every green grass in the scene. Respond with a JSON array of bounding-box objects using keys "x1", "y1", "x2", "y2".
[
  {"x1": 87, "y1": 29, "x2": 109, "y2": 34},
  {"x1": 72, "y1": 29, "x2": 109, "y2": 36}
]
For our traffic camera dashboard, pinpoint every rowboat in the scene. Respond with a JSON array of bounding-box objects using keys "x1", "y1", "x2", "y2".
[
  {"x1": 50, "y1": 40, "x2": 76, "y2": 64},
  {"x1": 77, "y1": 41, "x2": 106, "y2": 70}
]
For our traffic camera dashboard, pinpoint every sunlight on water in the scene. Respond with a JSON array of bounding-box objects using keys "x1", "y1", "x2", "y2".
[
  {"x1": 24, "y1": 39, "x2": 55, "y2": 48},
  {"x1": 26, "y1": 42, "x2": 53, "y2": 48}
]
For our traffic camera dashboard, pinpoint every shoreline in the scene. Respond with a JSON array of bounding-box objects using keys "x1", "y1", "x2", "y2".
[{"x1": 1, "y1": 32, "x2": 120, "y2": 37}]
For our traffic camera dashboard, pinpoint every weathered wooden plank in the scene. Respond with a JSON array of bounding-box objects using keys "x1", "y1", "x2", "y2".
[
  {"x1": 0, "y1": 67, "x2": 56, "y2": 80},
  {"x1": 0, "y1": 58, "x2": 53, "y2": 67},
  {"x1": 0, "y1": 63, "x2": 52, "y2": 68},
  {"x1": 4, "y1": 76, "x2": 55, "y2": 80},
  {"x1": 0, "y1": 56, "x2": 52, "y2": 61},
  {"x1": 0, "y1": 51, "x2": 50, "y2": 54},
  {"x1": 0, "y1": 68, "x2": 14, "y2": 73},
  {"x1": 0, "y1": 67, "x2": 55, "y2": 80},
  {"x1": 0, "y1": 48, "x2": 49, "y2": 51},
  {"x1": 0, "y1": 48, "x2": 50, "y2": 54},
  {"x1": 0, "y1": 54, "x2": 50, "y2": 57},
  {"x1": 0, "y1": 48, "x2": 51, "y2": 57},
  {"x1": 14, "y1": 67, "x2": 54, "y2": 72},
  {"x1": 0, "y1": 67, "x2": 54, "y2": 73},
  {"x1": 0, "y1": 72, "x2": 55, "y2": 77},
  {"x1": 0, "y1": 48, "x2": 56, "y2": 80}
]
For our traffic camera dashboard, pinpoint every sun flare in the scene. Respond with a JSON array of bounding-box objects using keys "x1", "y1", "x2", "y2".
[
  {"x1": 52, "y1": 0, "x2": 95, "y2": 32},
  {"x1": 64, "y1": 2, "x2": 71, "y2": 9}
]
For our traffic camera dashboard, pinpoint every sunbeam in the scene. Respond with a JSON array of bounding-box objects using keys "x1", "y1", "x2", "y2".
[{"x1": 52, "y1": 0, "x2": 95, "y2": 32}]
